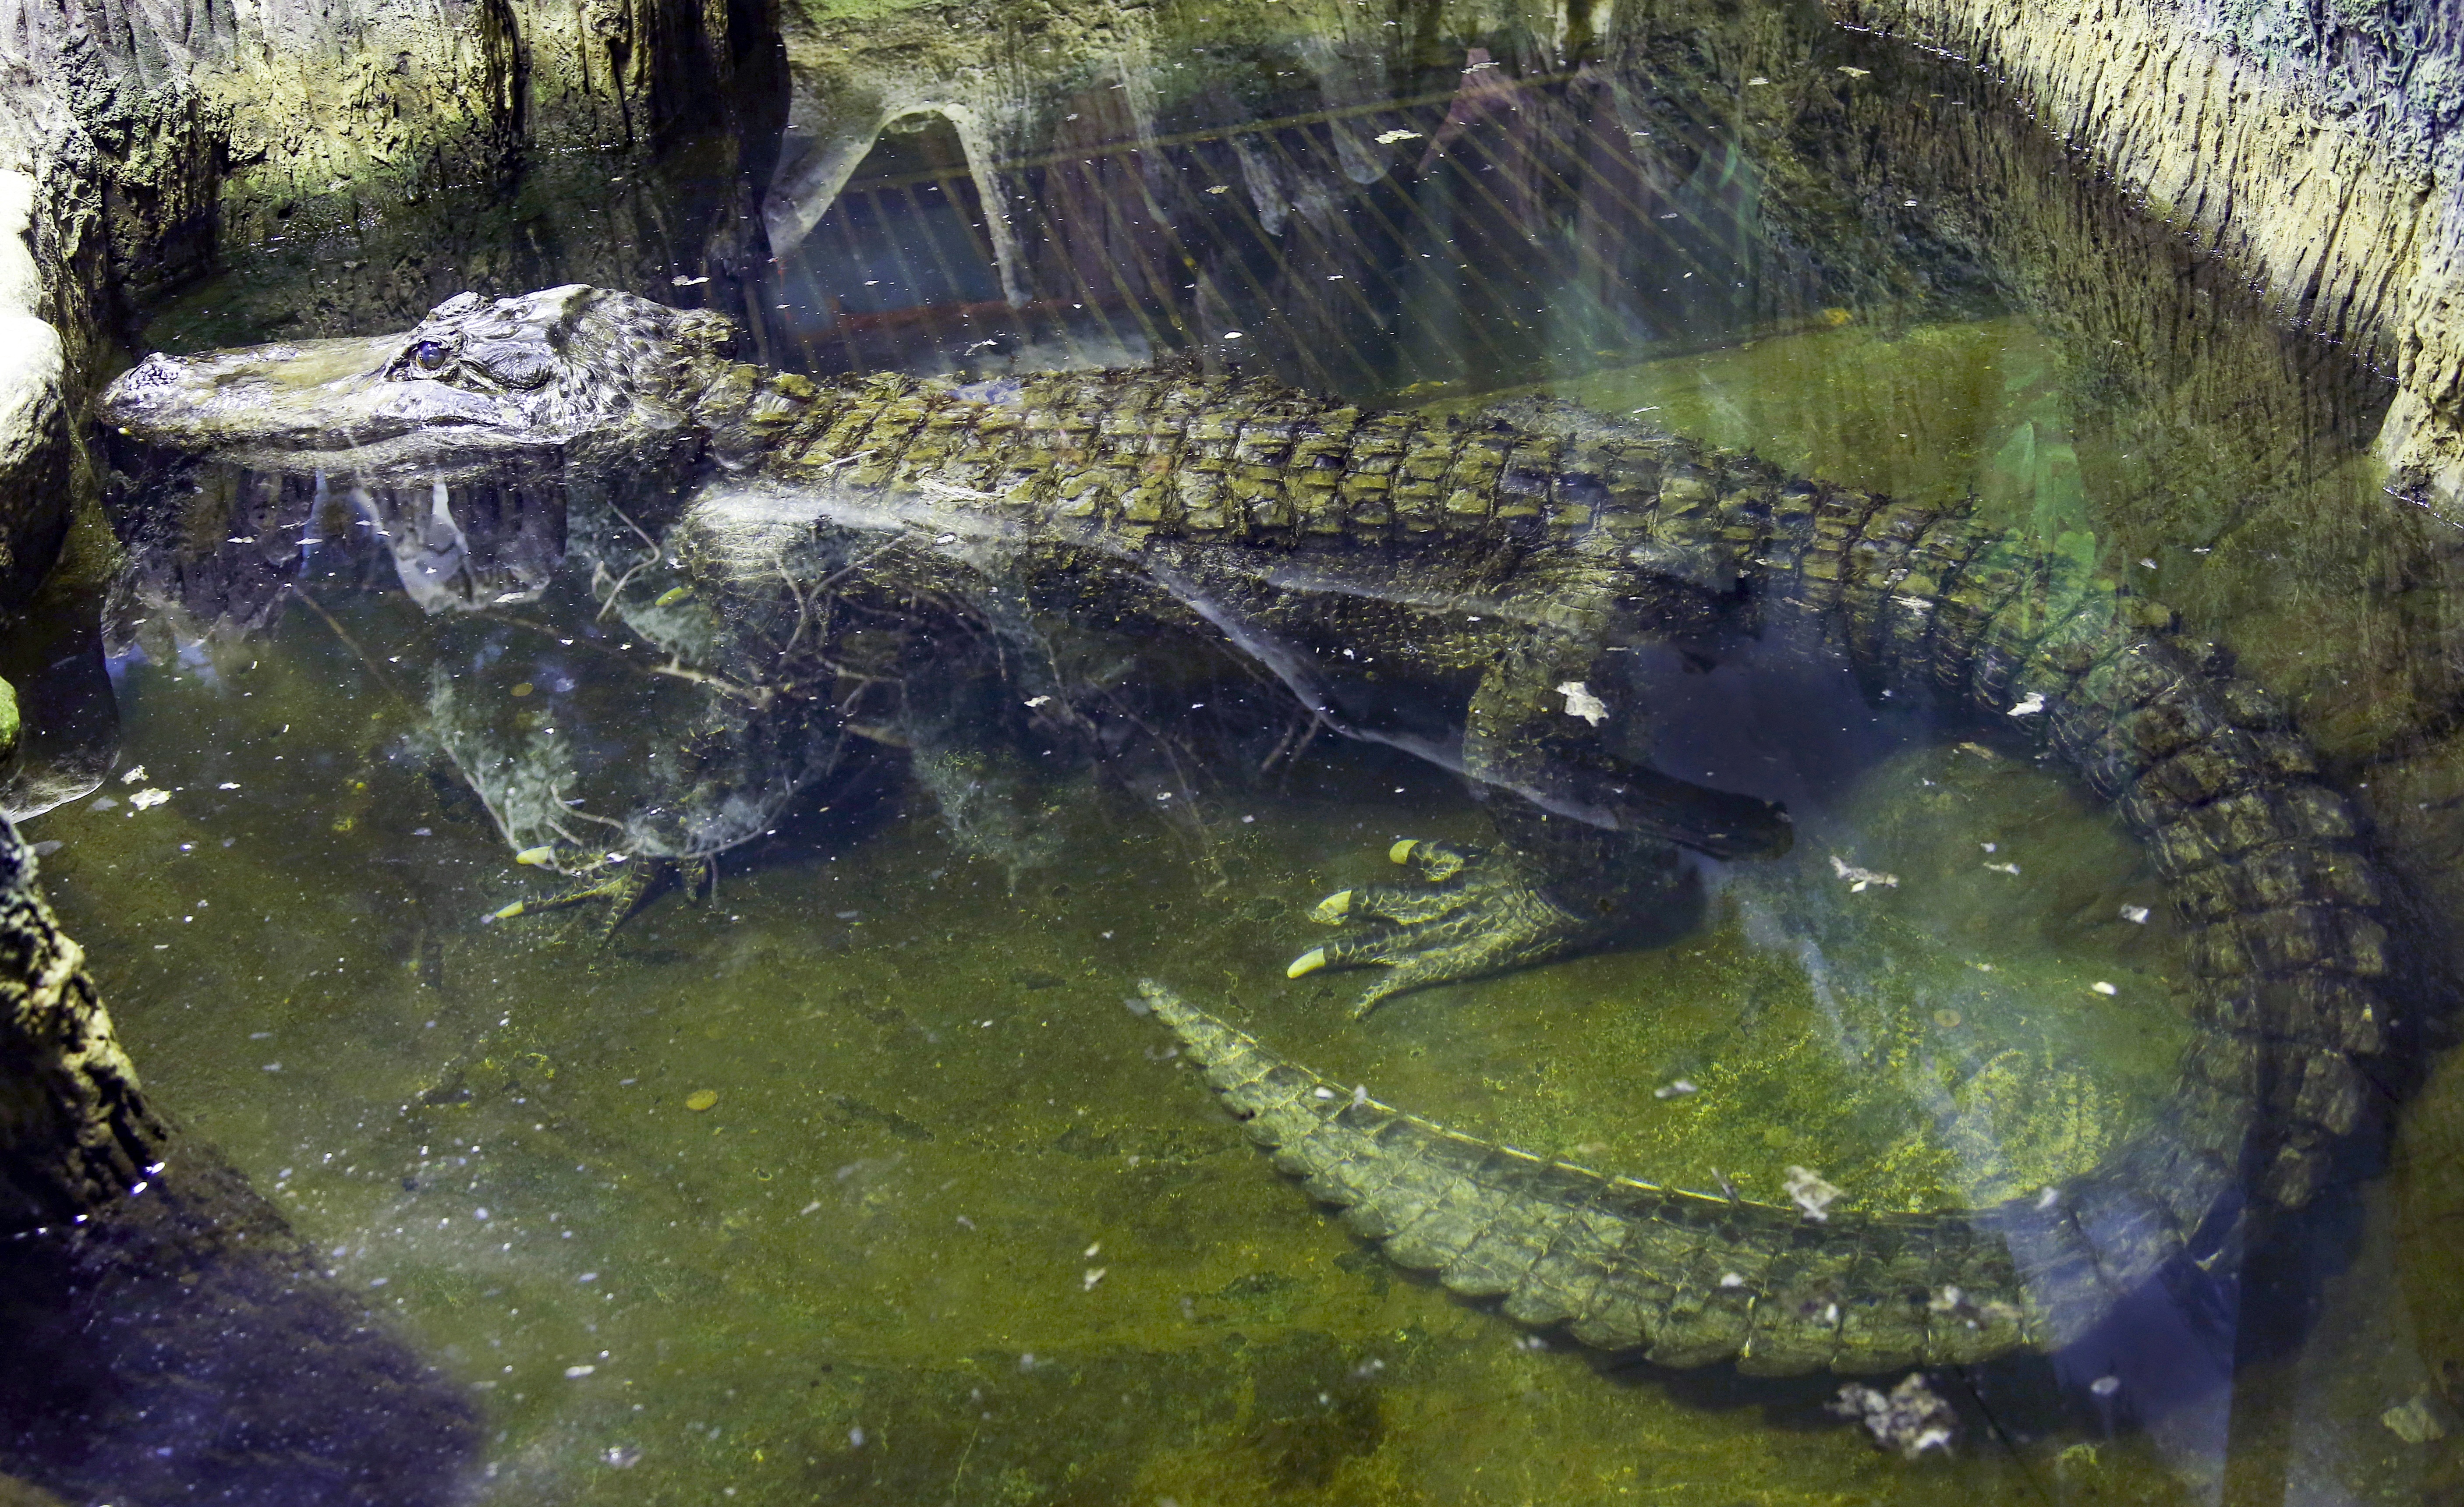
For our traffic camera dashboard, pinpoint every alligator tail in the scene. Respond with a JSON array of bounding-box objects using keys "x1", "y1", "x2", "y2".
[
  {"x1": 1142, "y1": 980, "x2": 2050, "y2": 1374},
  {"x1": 1141, "y1": 457, "x2": 2400, "y2": 1375}
]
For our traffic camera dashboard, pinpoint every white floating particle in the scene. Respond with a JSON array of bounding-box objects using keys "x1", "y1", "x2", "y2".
[
  {"x1": 129, "y1": 788, "x2": 170, "y2": 810},
  {"x1": 1784, "y1": 1165, "x2": 1841, "y2": 1221},
  {"x1": 120, "y1": 766, "x2": 146, "y2": 784},
  {"x1": 2091, "y1": 980, "x2": 2117, "y2": 996},
  {"x1": 1837, "y1": 65, "x2": 1870, "y2": 77},
  {"x1": 2007, "y1": 691, "x2": 2046, "y2": 717},
  {"x1": 1654, "y1": 1079, "x2": 1698, "y2": 1099},
  {"x1": 1984, "y1": 860, "x2": 2020, "y2": 875},
  {"x1": 217, "y1": 781, "x2": 241, "y2": 790},
  {"x1": 1083, "y1": 1266, "x2": 1107, "y2": 1290},
  {"x1": 1555, "y1": 681, "x2": 1608, "y2": 725},
  {"x1": 1829, "y1": 854, "x2": 1898, "y2": 892},
  {"x1": 2120, "y1": 905, "x2": 2150, "y2": 923},
  {"x1": 1374, "y1": 127, "x2": 1422, "y2": 144},
  {"x1": 1719, "y1": 1271, "x2": 1745, "y2": 1288},
  {"x1": 2089, "y1": 1375, "x2": 2120, "y2": 1397}
]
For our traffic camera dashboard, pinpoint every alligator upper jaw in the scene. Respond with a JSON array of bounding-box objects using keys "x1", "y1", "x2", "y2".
[{"x1": 100, "y1": 333, "x2": 545, "y2": 481}]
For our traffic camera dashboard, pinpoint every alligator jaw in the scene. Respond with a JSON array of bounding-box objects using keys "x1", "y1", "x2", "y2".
[{"x1": 102, "y1": 333, "x2": 531, "y2": 481}]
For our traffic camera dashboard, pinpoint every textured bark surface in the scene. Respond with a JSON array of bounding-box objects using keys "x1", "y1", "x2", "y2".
[
  {"x1": 1825, "y1": 0, "x2": 2464, "y2": 513},
  {"x1": 0, "y1": 819, "x2": 480, "y2": 1504}
]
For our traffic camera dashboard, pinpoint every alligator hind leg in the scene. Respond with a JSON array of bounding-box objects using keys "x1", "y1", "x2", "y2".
[
  {"x1": 1289, "y1": 823, "x2": 1696, "y2": 1017},
  {"x1": 485, "y1": 856, "x2": 713, "y2": 943}
]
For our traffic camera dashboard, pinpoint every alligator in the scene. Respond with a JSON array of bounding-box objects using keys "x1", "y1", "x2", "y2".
[{"x1": 102, "y1": 284, "x2": 2400, "y2": 1374}]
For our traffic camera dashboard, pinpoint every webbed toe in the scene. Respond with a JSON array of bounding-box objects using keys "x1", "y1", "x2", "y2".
[{"x1": 1287, "y1": 838, "x2": 1614, "y2": 1016}]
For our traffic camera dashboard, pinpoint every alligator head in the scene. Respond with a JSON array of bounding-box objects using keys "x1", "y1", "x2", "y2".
[{"x1": 101, "y1": 286, "x2": 740, "y2": 482}]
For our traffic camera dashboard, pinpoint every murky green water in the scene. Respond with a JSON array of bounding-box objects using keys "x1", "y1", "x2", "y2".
[{"x1": 30, "y1": 0, "x2": 2464, "y2": 1501}]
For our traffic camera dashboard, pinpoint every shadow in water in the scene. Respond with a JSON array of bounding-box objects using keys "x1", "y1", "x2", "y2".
[{"x1": 0, "y1": 1147, "x2": 480, "y2": 1506}]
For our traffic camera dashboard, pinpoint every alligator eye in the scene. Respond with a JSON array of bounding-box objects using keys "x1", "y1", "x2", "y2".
[{"x1": 412, "y1": 340, "x2": 450, "y2": 374}]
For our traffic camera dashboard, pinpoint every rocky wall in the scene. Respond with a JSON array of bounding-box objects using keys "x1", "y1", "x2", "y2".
[{"x1": 1825, "y1": 0, "x2": 2464, "y2": 513}]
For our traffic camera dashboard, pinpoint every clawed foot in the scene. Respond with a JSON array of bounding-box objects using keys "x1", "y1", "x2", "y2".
[
  {"x1": 1286, "y1": 839, "x2": 1613, "y2": 1018},
  {"x1": 484, "y1": 855, "x2": 712, "y2": 943}
]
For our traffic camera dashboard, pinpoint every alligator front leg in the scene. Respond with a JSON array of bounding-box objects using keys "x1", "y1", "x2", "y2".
[
  {"x1": 485, "y1": 856, "x2": 713, "y2": 942},
  {"x1": 1287, "y1": 838, "x2": 1618, "y2": 1015},
  {"x1": 1289, "y1": 822, "x2": 1698, "y2": 1015},
  {"x1": 1462, "y1": 634, "x2": 1792, "y2": 860}
]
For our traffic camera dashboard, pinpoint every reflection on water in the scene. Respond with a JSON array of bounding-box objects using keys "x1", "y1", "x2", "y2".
[{"x1": 23, "y1": 0, "x2": 2464, "y2": 1502}]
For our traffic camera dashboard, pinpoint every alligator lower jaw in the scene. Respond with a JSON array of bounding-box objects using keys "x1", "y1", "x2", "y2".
[{"x1": 211, "y1": 432, "x2": 552, "y2": 484}]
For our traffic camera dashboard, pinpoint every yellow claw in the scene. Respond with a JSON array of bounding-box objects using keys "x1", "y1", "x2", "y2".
[
  {"x1": 1310, "y1": 890, "x2": 1353, "y2": 923},
  {"x1": 513, "y1": 845, "x2": 556, "y2": 867},
  {"x1": 1287, "y1": 948, "x2": 1327, "y2": 979},
  {"x1": 487, "y1": 901, "x2": 527, "y2": 922},
  {"x1": 654, "y1": 585, "x2": 693, "y2": 606},
  {"x1": 1388, "y1": 840, "x2": 1418, "y2": 864}
]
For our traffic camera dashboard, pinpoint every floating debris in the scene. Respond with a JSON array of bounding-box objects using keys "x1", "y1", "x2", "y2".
[
  {"x1": 564, "y1": 1364, "x2": 595, "y2": 1379},
  {"x1": 1554, "y1": 680, "x2": 1608, "y2": 725},
  {"x1": 2006, "y1": 691, "x2": 2046, "y2": 717},
  {"x1": 1983, "y1": 860, "x2": 2019, "y2": 875},
  {"x1": 1829, "y1": 854, "x2": 1899, "y2": 892},
  {"x1": 2383, "y1": 1394, "x2": 2449, "y2": 1444},
  {"x1": 1837, "y1": 65, "x2": 1871, "y2": 78},
  {"x1": 2090, "y1": 981, "x2": 2117, "y2": 996},
  {"x1": 2120, "y1": 904, "x2": 2150, "y2": 924},
  {"x1": 1203, "y1": 184, "x2": 1230, "y2": 195},
  {"x1": 602, "y1": 1445, "x2": 642, "y2": 1468},
  {"x1": 2089, "y1": 1374, "x2": 2121, "y2": 1397},
  {"x1": 1745, "y1": 75, "x2": 1770, "y2": 85},
  {"x1": 685, "y1": 1090, "x2": 719, "y2": 1112},
  {"x1": 1374, "y1": 128, "x2": 1422, "y2": 144},
  {"x1": 1082, "y1": 1266, "x2": 1106, "y2": 1291},
  {"x1": 1783, "y1": 1165, "x2": 1841, "y2": 1221},
  {"x1": 1653, "y1": 1079, "x2": 1698, "y2": 1099},
  {"x1": 671, "y1": 274, "x2": 709, "y2": 287},
  {"x1": 128, "y1": 788, "x2": 170, "y2": 810},
  {"x1": 120, "y1": 765, "x2": 147, "y2": 784},
  {"x1": 1829, "y1": 1373, "x2": 1956, "y2": 1457}
]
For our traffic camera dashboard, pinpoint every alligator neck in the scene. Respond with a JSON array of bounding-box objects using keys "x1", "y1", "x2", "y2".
[{"x1": 688, "y1": 362, "x2": 855, "y2": 475}]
